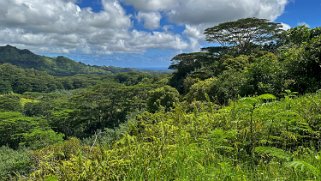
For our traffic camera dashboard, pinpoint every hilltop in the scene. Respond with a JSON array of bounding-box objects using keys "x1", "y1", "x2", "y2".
[{"x1": 0, "y1": 45, "x2": 136, "y2": 76}]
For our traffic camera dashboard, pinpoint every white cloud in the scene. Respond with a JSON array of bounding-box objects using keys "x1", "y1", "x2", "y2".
[
  {"x1": 129, "y1": 31, "x2": 189, "y2": 50},
  {"x1": 124, "y1": 0, "x2": 288, "y2": 24},
  {"x1": 0, "y1": 0, "x2": 188, "y2": 54},
  {"x1": 183, "y1": 24, "x2": 208, "y2": 50},
  {"x1": 298, "y1": 22, "x2": 310, "y2": 28},
  {"x1": 124, "y1": 0, "x2": 289, "y2": 50},
  {"x1": 0, "y1": 0, "x2": 289, "y2": 56},
  {"x1": 123, "y1": 0, "x2": 176, "y2": 11},
  {"x1": 281, "y1": 23, "x2": 291, "y2": 30},
  {"x1": 137, "y1": 12, "x2": 162, "y2": 30},
  {"x1": 183, "y1": 24, "x2": 206, "y2": 40}
]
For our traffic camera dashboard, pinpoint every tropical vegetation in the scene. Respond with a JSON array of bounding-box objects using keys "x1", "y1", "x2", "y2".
[{"x1": 1, "y1": 18, "x2": 321, "y2": 180}]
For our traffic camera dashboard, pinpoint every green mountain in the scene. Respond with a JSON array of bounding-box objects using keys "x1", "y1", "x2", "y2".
[{"x1": 0, "y1": 45, "x2": 108, "y2": 76}]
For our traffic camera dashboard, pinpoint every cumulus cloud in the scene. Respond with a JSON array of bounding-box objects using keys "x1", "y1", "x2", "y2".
[
  {"x1": 137, "y1": 12, "x2": 162, "y2": 30},
  {"x1": 124, "y1": 0, "x2": 288, "y2": 51},
  {"x1": 183, "y1": 24, "x2": 208, "y2": 50},
  {"x1": 0, "y1": 0, "x2": 289, "y2": 56},
  {"x1": 0, "y1": 0, "x2": 188, "y2": 54},
  {"x1": 167, "y1": 0, "x2": 288, "y2": 25},
  {"x1": 281, "y1": 23, "x2": 291, "y2": 30},
  {"x1": 124, "y1": 0, "x2": 288, "y2": 24},
  {"x1": 123, "y1": 0, "x2": 176, "y2": 11}
]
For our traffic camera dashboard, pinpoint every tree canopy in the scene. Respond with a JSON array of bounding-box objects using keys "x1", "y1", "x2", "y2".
[{"x1": 204, "y1": 18, "x2": 284, "y2": 53}]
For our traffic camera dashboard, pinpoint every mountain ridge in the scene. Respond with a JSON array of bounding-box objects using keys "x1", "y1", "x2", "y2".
[{"x1": 0, "y1": 45, "x2": 111, "y2": 76}]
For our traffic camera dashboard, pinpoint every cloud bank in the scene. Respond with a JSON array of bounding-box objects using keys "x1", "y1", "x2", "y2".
[{"x1": 0, "y1": 0, "x2": 288, "y2": 55}]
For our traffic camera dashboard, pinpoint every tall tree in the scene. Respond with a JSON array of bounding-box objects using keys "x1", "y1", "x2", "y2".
[
  {"x1": 204, "y1": 18, "x2": 284, "y2": 53},
  {"x1": 169, "y1": 52, "x2": 213, "y2": 93}
]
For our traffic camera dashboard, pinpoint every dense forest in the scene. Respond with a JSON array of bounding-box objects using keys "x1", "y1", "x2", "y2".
[{"x1": 1, "y1": 18, "x2": 321, "y2": 180}]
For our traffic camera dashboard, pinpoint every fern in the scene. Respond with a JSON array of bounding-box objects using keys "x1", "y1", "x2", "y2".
[
  {"x1": 288, "y1": 161, "x2": 320, "y2": 178},
  {"x1": 255, "y1": 146, "x2": 291, "y2": 161}
]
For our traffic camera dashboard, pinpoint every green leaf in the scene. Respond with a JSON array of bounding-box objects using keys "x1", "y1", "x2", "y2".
[{"x1": 255, "y1": 146, "x2": 291, "y2": 161}]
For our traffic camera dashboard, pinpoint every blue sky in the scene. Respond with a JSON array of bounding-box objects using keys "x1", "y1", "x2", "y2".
[
  {"x1": 0, "y1": 0, "x2": 320, "y2": 68},
  {"x1": 277, "y1": 0, "x2": 321, "y2": 28}
]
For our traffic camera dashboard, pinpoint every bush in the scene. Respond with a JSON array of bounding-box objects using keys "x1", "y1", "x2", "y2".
[
  {"x1": 23, "y1": 101, "x2": 51, "y2": 117},
  {"x1": 185, "y1": 78, "x2": 217, "y2": 102},
  {"x1": 0, "y1": 94, "x2": 22, "y2": 112},
  {"x1": 147, "y1": 86, "x2": 180, "y2": 113},
  {"x1": 20, "y1": 129, "x2": 64, "y2": 150},
  {"x1": 0, "y1": 146, "x2": 31, "y2": 180},
  {"x1": 0, "y1": 112, "x2": 60, "y2": 149}
]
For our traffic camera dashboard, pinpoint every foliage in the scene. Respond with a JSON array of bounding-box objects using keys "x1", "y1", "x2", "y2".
[
  {"x1": 169, "y1": 52, "x2": 214, "y2": 92},
  {"x1": 0, "y1": 146, "x2": 32, "y2": 180},
  {"x1": 0, "y1": 45, "x2": 109, "y2": 75},
  {"x1": 21, "y1": 92, "x2": 321, "y2": 180},
  {"x1": 20, "y1": 129, "x2": 64, "y2": 150},
  {"x1": 0, "y1": 63, "x2": 63, "y2": 93},
  {"x1": 204, "y1": 18, "x2": 284, "y2": 53},
  {"x1": 281, "y1": 25, "x2": 311, "y2": 46},
  {"x1": 210, "y1": 69, "x2": 248, "y2": 104},
  {"x1": 169, "y1": 25, "x2": 321, "y2": 104},
  {"x1": 147, "y1": 85, "x2": 180, "y2": 113},
  {"x1": 244, "y1": 53, "x2": 285, "y2": 96},
  {"x1": 48, "y1": 82, "x2": 157, "y2": 138},
  {"x1": 0, "y1": 111, "x2": 62, "y2": 149},
  {"x1": 282, "y1": 34, "x2": 321, "y2": 92},
  {"x1": 185, "y1": 78, "x2": 217, "y2": 102},
  {"x1": 0, "y1": 80, "x2": 12, "y2": 94},
  {"x1": 0, "y1": 46, "x2": 161, "y2": 94},
  {"x1": 0, "y1": 94, "x2": 22, "y2": 112},
  {"x1": 23, "y1": 101, "x2": 51, "y2": 117},
  {"x1": 2, "y1": 20, "x2": 321, "y2": 180}
]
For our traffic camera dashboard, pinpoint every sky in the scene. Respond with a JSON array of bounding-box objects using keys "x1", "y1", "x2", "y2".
[{"x1": 0, "y1": 0, "x2": 320, "y2": 68}]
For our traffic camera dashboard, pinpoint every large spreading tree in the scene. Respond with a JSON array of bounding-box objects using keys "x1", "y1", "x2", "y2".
[{"x1": 204, "y1": 18, "x2": 284, "y2": 53}]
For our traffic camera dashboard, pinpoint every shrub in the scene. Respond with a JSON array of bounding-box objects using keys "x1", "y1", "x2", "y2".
[{"x1": 0, "y1": 146, "x2": 31, "y2": 180}]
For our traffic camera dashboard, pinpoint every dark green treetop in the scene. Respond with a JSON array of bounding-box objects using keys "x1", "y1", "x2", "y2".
[{"x1": 204, "y1": 18, "x2": 284, "y2": 53}]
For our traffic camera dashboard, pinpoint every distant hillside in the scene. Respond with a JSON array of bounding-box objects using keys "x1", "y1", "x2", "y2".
[{"x1": 0, "y1": 45, "x2": 125, "y2": 76}]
